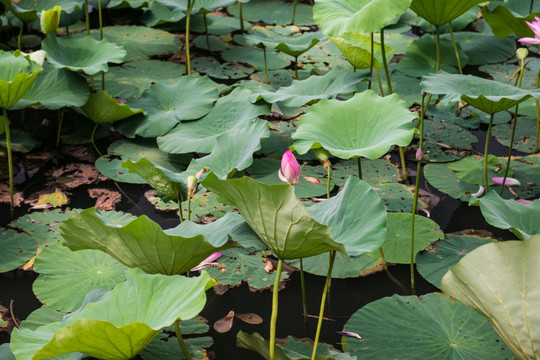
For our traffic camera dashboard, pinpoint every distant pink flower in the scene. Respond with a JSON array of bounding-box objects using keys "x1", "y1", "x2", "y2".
[
  {"x1": 491, "y1": 177, "x2": 521, "y2": 187},
  {"x1": 278, "y1": 150, "x2": 301, "y2": 184},
  {"x1": 516, "y1": 199, "x2": 532, "y2": 204},
  {"x1": 518, "y1": 16, "x2": 540, "y2": 45}
]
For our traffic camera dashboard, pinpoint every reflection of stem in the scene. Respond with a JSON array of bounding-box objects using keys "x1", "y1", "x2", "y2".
[
  {"x1": 448, "y1": 22, "x2": 462, "y2": 74},
  {"x1": 291, "y1": 0, "x2": 297, "y2": 24},
  {"x1": 56, "y1": 107, "x2": 65, "y2": 147},
  {"x1": 484, "y1": 113, "x2": 495, "y2": 193},
  {"x1": 380, "y1": 29, "x2": 392, "y2": 94},
  {"x1": 310, "y1": 250, "x2": 335, "y2": 360},
  {"x1": 203, "y1": 14, "x2": 212, "y2": 52},
  {"x1": 410, "y1": 92, "x2": 425, "y2": 294},
  {"x1": 17, "y1": 25, "x2": 23, "y2": 50},
  {"x1": 368, "y1": 33, "x2": 373, "y2": 90},
  {"x1": 185, "y1": 0, "x2": 195, "y2": 75},
  {"x1": 174, "y1": 320, "x2": 193, "y2": 360},
  {"x1": 379, "y1": 248, "x2": 408, "y2": 293},
  {"x1": 300, "y1": 259, "x2": 308, "y2": 324},
  {"x1": 263, "y1": 46, "x2": 269, "y2": 84},
  {"x1": 269, "y1": 259, "x2": 283, "y2": 360},
  {"x1": 90, "y1": 123, "x2": 102, "y2": 156},
  {"x1": 357, "y1": 157, "x2": 362, "y2": 179},
  {"x1": 294, "y1": 56, "x2": 299, "y2": 79},
  {"x1": 238, "y1": 2, "x2": 244, "y2": 33},
  {"x1": 435, "y1": 26, "x2": 441, "y2": 72},
  {"x1": 326, "y1": 164, "x2": 331, "y2": 199},
  {"x1": 536, "y1": 69, "x2": 540, "y2": 153},
  {"x1": 84, "y1": 0, "x2": 90, "y2": 35},
  {"x1": 2, "y1": 108, "x2": 14, "y2": 214}
]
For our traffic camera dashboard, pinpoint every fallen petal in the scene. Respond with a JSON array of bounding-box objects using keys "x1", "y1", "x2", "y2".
[
  {"x1": 471, "y1": 186, "x2": 484, "y2": 198},
  {"x1": 191, "y1": 252, "x2": 223, "y2": 271},
  {"x1": 337, "y1": 331, "x2": 362, "y2": 340},
  {"x1": 516, "y1": 199, "x2": 532, "y2": 204},
  {"x1": 235, "y1": 312, "x2": 263, "y2": 324},
  {"x1": 491, "y1": 177, "x2": 521, "y2": 187},
  {"x1": 214, "y1": 310, "x2": 235, "y2": 333}
]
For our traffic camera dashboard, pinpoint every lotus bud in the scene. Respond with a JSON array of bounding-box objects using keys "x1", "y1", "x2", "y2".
[
  {"x1": 187, "y1": 175, "x2": 197, "y2": 198},
  {"x1": 40, "y1": 6, "x2": 61, "y2": 35},
  {"x1": 415, "y1": 147, "x2": 423, "y2": 161},
  {"x1": 491, "y1": 177, "x2": 521, "y2": 187},
  {"x1": 516, "y1": 47, "x2": 529, "y2": 60},
  {"x1": 278, "y1": 150, "x2": 301, "y2": 184}
]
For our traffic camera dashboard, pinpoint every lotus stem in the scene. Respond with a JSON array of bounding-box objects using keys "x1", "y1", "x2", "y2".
[
  {"x1": 185, "y1": 0, "x2": 196, "y2": 75},
  {"x1": 90, "y1": 123, "x2": 102, "y2": 156},
  {"x1": 2, "y1": 108, "x2": 14, "y2": 214},
  {"x1": 536, "y1": 69, "x2": 540, "y2": 153},
  {"x1": 300, "y1": 258, "x2": 308, "y2": 325},
  {"x1": 326, "y1": 164, "x2": 331, "y2": 199},
  {"x1": 84, "y1": 0, "x2": 90, "y2": 35},
  {"x1": 410, "y1": 91, "x2": 426, "y2": 294},
  {"x1": 17, "y1": 25, "x2": 23, "y2": 51},
  {"x1": 178, "y1": 194, "x2": 185, "y2": 223},
  {"x1": 269, "y1": 258, "x2": 283, "y2": 360},
  {"x1": 310, "y1": 250, "x2": 336, "y2": 360},
  {"x1": 98, "y1": 0, "x2": 105, "y2": 90},
  {"x1": 263, "y1": 46, "x2": 269, "y2": 84},
  {"x1": 375, "y1": 68, "x2": 384, "y2": 97},
  {"x1": 447, "y1": 22, "x2": 462, "y2": 74},
  {"x1": 291, "y1": 0, "x2": 297, "y2": 24},
  {"x1": 368, "y1": 32, "x2": 373, "y2": 90},
  {"x1": 380, "y1": 29, "x2": 392, "y2": 94},
  {"x1": 531, "y1": 0, "x2": 534, "y2": 13},
  {"x1": 435, "y1": 26, "x2": 441, "y2": 73},
  {"x1": 294, "y1": 56, "x2": 299, "y2": 80},
  {"x1": 203, "y1": 14, "x2": 212, "y2": 52},
  {"x1": 56, "y1": 107, "x2": 65, "y2": 147},
  {"x1": 238, "y1": 2, "x2": 244, "y2": 33},
  {"x1": 484, "y1": 113, "x2": 495, "y2": 193},
  {"x1": 174, "y1": 320, "x2": 192, "y2": 360},
  {"x1": 187, "y1": 193, "x2": 192, "y2": 221},
  {"x1": 398, "y1": 147, "x2": 407, "y2": 181},
  {"x1": 357, "y1": 157, "x2": 362, "y2": 179},
  {"x1": 379, "y1": 247, "x2": 408, "y2": 293}
]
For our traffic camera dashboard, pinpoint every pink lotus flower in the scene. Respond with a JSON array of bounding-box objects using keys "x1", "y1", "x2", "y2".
[
  {"x1": 278, "y1": 150, "x2": 301, "y2": 184},
  {"x1": 491, "y1": 177, "x2": 521, "y2": 187},
  {"x1": 190, "y1": 252, "x2": 223, "y2": 271},
  {"x1": 518, "y1": 16, "x2": 540, "y2": 45}
]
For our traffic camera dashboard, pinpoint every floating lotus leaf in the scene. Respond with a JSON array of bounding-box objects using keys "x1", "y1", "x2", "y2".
[
  {"x1": 33, "y1": 243, "x2": 128, "y2": 312},
  {"x1": 157, "y1": 87, "x2": 270, "y2": 154},
  {"x1": 0, "y1": 128, "x2": 41, "y2": 152},
  {"x1": 81, "y1": 90, "x2": 143, "y2": 124},
  {"x1": 447, "y1": 155, "x2": 509, "y2": 186},
  {"x1": 421, "y1": 72, "x2": 540, "y2": 114},
  {"x1": 0, "y1": 50, "x2": 42, "y2": 108},
  {"x1": 42, "y1": 35, "x2": 126, "y2": 76},
  {"x1": 9, "y1": 209, "x2": 73, "y2": 248},
  {"x1": 60, "y1": 207, "x2": 238, "y2": 275},
  {"x1": 342, "y1": 293, "x2": 513, "y2": 359},
  {"x1": 313, "y1": 0, "x2": 412, "y2": 36},
  {"x1": 125, "y1": 75, "x2": 218, "y2": 137},
  {"x1": 10, "y1": 63, "x2": 90, "y2": 110},
  {"x1": 190, "y1": 13, "x2": 252, "y2": 35},
  {"x1": 331, "y1": 33, "x2": 394, "y2": 70},
  {"x1": 291, "y1": 90, "x2": 417, "y2": 159},
  {"x1": 441, "y1": 235, "x2": 540, "y2": 360},
  {"x1": 10, "y1": 268, "x2": 216, "y2": 360},
  {"x1": 479, "y1": 192, "x2": 540, "y2": 240},
  {"x1": 492, "y1": 117, "x2": 538, "y2": 153},
  {"x1": 439, "y1": 32, "x2": 515, "y2": 66},
  {"x1": 140, "y1": 0, "x2": 186, "y2": 27},
  {"x1": 221, "y1": 47, "x2": 289, "y2": 70},
  {"x1": 200, "y1": 172, "x2": 346, "y2": 260},
  {"x1": 227, "y1": 0, "x2": 313, "y2": 26},
  {"x1": 140, "y1": 332, "x2": 212, "y2": 360},
  {"x1": 289, "y1": 251, "x2": 379, "y2": 278},
  {"x1": 0, "y1": 227, "x2": 36, "y2": 272}
]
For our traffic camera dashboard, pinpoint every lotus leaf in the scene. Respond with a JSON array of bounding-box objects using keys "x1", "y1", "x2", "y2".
[
  {"x1": 200, "y1": 172, "x2": 346, "y2": 260},
  {"x1": 410, "y1": 0, "x2": 491, "y2": 26},
  {"x1": 10, "y1": 268, "x2": 216, "y2": 360},
  {"x1": 479, "y1": 192, "x2": 540, "y2": 240},
  {"x1": 330, "y1": 33, "x2": 394, "y2": 70},
  {"x1": 483, "y1": 2, "x2": 540, "y2": 39},
  {"x1": 291, "y1": 90, "x2": 417, "y2": 159},
  {"x1": 313, "y1": 0, "x2": 412, "y2": 36},
  {"x1": 60, "y1": 207, "x2": 238, "y2": 275},
  {"x1": 81, "y1": 90, "x2": 143, "y2": 124},
  {"x1": 221, "y1": 47, "x2": 290, "y2": 70},
  {"x1": 0, "y1": 50, "x2": 42, "y2": 109},
  {"x1": 227, "y1": 0, "x2": 313, "y2": 26},
  {"x1": 0, "y1": 227, "x2": 36, "y2": 272},
  {"x1": 439, "y1": 32, "x2": 515, "y2": 66},
  {"x1": 42, "y1": 35, "x2": 126, "y2": 76},
  {"x1": 441, "y1": 235, "x2": 540, "y2": 359},
  {"x1": 140, "y1": 0, "x2": 186, "y2": 27},
  {"x1": 9, "y1": 209, "x2": 72, "y2": 248}
]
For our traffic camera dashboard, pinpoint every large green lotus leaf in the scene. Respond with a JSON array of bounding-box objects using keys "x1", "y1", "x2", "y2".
[
  {"x1": 10, "y1": 63, "x2": 89, "y2": 110},
  {"x1": 367, "y1": 212, "x2": 444, "y2": 264},
  {"x1": 139, "y1": 332, "x2": 212, "y2": 360},
  {"x1": 9, "y1": 209, "x2": 73, "y2": 248},
  {"x1": 507, "y1": 154, "x2": 540, "y2": 200},
  {"x1": 479, "y1": 192, "x2": 540, "y2": 240},
  {"x1": 0, "y1": 227, "x2": 36, "y2": 272},
  {"x1": 1, "y1": 0, "x2": 82, "y2": 17},
  {"x1": 81, "y1": 90, "x2": 143, "y2": 124},
  {"x1": 251, "y1": 66, "x2": 366, "y2": 108},
  {"x1": 439, "y1": 32, "x2": 515, "y2": 66},
  {"x1": 308, "y1": 176, "x2": 387, "y2": 256},
  {"x1": 125, "y1": 75, "x2": 218, "y2": 137},
  {"x1": 424, "y1": 163, "x2": 481, "y2": 201},
  {"x1": 416, "y1": 234, "x2": 496, "y2": 288},
  {"x1": 60, "y1": 207, "x2": 238, "y2": 275},
  {"x1": 331, "y1": 33, "x2": 394, "y2": 70},
  {"x1": 421, "y1": 72, "x2": 540, "y2": 114},
  {"x1": 193, "y1": 34, "x2": 231, "y2": 52},
  {"x1": 410, "y1": 0, "x2": 492, "y2": 26},
  {"x1": 186, "y1": 119, "x2": 270, "y2": 179},
  {"x1": 11, "y1": 268, "x2": 216, "y2": 360},
  {"x1": 0, "y1": 344, "x2": 15, "y2": 360},
  {"x1": 157, "y1": 87, "x2": 269, "y2": 154},
  {"x1": 33, "y1": 243, "x2": 128, "y2": 312},
  {"x1": 492, "y1": 117, "x2": 538, "y2": 153},
  {"x1": 42, "y1": 35, "x2": 126, "y2": 76},
  {"x1": 313, "y1": 0, "x2": 412, "y2": 36},
  {"x1": 221, "y1": 46, "x2": 290, "y2": 70},
  {"x1": 342, "y1": 293, "x2": 513, "y2": 359},
  {"x1": 398, "y1": 36, "x2": 468, "y2": 78},
  {"x1": 291, "y1": 90, "x2": 417, "y2": 159},
  {"x1": 417, "y1": 119, "x2": 477, "y2": 162},
  {"x1": 0, "y1": 50, "x2": 42, "y2": 108},
  {"x1": 108, "y1": 0, "x2": 149, "y2": 8},
  {"x1": 447, "y1": 155, "x2": 508, "y2": 186},
  {"x1": 200, "y1": 172, "x2": 346, "y2": 260},
  {"x1": 90, "y1": 25, "x2": 180, "y2": 61},
  {"x1": 483, "y1": 2, "x2": 540, "y2": 39},
  {"x1": 140, "y1": 0, "x2": 186, "y2": 27},
  {"x1": 441, "y1": 235, "x2": 540, "y2": 359},
  {"x1": 121, "y1": 157, "x2": 187, "y2": 200},
  {"x1": 191, "y1": 57, "x2": 256, "y2": 79},
  {"x1": 272, "y1": 32, "x2": 324, "y2": 58},
  {"x1": 227, "y1": 0, "x2": 313, "y2": 26}
]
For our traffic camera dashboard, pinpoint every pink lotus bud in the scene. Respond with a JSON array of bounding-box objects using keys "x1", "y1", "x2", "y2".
[
  {"x1": 190, "y1": 251, "x2": 223, "y2": 271},
  {"x1": 491, "y1": 177, "x2": 521, "y2": 187},
  {"x1": 278, "y1": 150, "x2": 301, "y2": 184},
  {"x1": 415, "y1": 147, "x2": 423, "y2": 161},
  {"x1": 516, "y1": 199, "x2": 532, "y2": 204}
]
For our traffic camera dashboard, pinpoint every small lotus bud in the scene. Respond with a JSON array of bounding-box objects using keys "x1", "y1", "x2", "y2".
[
  {"x1": 516, "y1": 47, "x2": 529, "y2": 60},
  {"x1": 40, "y1": 6, "x2": 61, "y2": 35},
  {"x1": 415, "y1": 147, "x2": 423, "y2": 161},
  {"x1": 187, "y1": 175, "x2": 197, "y2": 197},
  {"x1": 278, "y1": 150, "x2": 301, "y2": 184}
]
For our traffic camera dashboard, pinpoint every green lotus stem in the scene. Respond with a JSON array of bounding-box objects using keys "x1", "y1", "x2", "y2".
[
  {"x1": 535, "y1": 69, "x2": 540, "y2": 153},
  {"x1": 203, "y1": 14, "x2": 212, "y2": 52},
  {"x1": 56, "y1": 107, "x2": 65, "y2": 147},
  {"x1": 178, "y1": 195, "x2": 185, "y2": 223},
  {"x1": 269, "y1": 258, "x2": 283, "y2": 360},
  {"x1": 398, "y1": 147, "x2": 407, "y2": 181},
  {"x1": 368, "y1": 32, "x2": 374, "y2": 90},
  {"x1": 531, "y1": 0, "x2": 534, "y2": 13},
  {"x1": 300, "y1": 258, "x2": 308, "y2": 324},
  {"x1": 357, "y1": 157, "x2": 362, "y2": 179},
  {"x1": 291, "y1": 0, "x2": 297, "y2": 24},
  {"x1": 326, "y1": 164, "x2": 331, "y2": 199},
  {"x1": 294, "y1": 56, "x2": 299, "y2": 80},
  {"x1": 90, "y1": 123, "x2": 102, "y2": 156},
  {"x1": 174, "y1": 320, "x2": 192, "y2": 360},
  {"x1": 410, "y1": 91, "x2": 426, "y2": 294},
  {"x1": 435, "y1": 26, "x2": 441, "y2": 73},
  {"x1": 375, "y1": 68, "x2": 384, "y2": 97},
  {"x1": 380, "y1": 29, "x2": 392, "y2": 94},
  {"x1": 84, "y1": 0, "x2": 90, "y2": 35},
  {"x1": 447, "y1": 22, "x2": 462, "y2": 74},
  {"x1": 263, "y1": 46, "x2": 269, "y2": 84},
  {"x1": 238, "y1": 2, "x2": 245, "y2": 33},
  {"x1": 2, "y1": 108, "x2": 14, "y2": 214},
  {"x1": 379, "y1": 247, "x2": 408, "y2": 293},
  {"x1": 17, "y1": 25, "x2": 23, "y2": 50},
  {"x1": 500, "y1": 58, "x2": 525, "y2": 195},
  {"x1": 310, "y1": 250, "x2": 336, "y2": 360},
  {"x1": 484, "y1": 113, "x2": 495, "y2": 193},
  {"x1": 185, "y1": 0, "x2": 196, "y2": 75},
  {"x1": 187, "y1": 193, "x2": 192, "y2": 221}
]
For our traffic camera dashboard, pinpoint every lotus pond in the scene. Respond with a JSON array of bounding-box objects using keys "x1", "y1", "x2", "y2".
[{"x1": 1, "y1": 0, "x2": 540, "y2": 359}]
